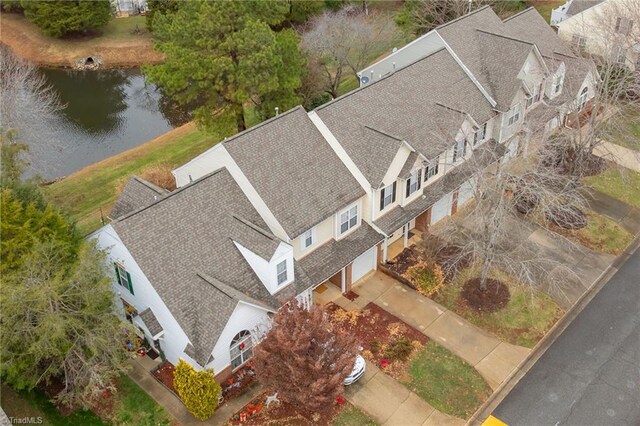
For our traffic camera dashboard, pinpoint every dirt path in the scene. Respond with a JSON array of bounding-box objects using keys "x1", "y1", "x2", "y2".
[{"x1": 0, "y1": 13, "x2": 163, "y2": 68}]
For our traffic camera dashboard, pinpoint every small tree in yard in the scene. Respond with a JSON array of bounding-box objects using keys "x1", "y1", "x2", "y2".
[
  {"x1": 173, "y1": 360, "x2": 221, "y2": 421},
  {"x1": 252, "y1": 301, "x2": 358, "y2": 416}
]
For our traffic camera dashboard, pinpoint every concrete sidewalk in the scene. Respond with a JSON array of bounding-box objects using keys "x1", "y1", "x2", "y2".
[
  {"x1": 583, "y1": 188, "x2": 640, "y2": 235},
  {"x1": 352, "y1": 273, "x2": 531, "y2": 391},
  {"x1": 344, "y1": 360, "x2": 464, "y2": 426},
  {"x1": 593, "y1": 139, "x2": 640, "y2": 172},
  {"x1": 127, "y1": 357, "x2": 262, "y2": 425}
]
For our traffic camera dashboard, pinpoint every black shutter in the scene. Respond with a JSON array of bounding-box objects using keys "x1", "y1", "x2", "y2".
[
  {"x1": 406, "y1": 179, "x2": 411, "y2": 197},
  {"x1": 379, "y1": 187, "x2": 385, "y2": 211},
  {"x1": 392, "y1": 182, "x2": 397, "y2": 203},
  {"x1": 417, "y1": 169, "x2": 422, "y2": 189}
]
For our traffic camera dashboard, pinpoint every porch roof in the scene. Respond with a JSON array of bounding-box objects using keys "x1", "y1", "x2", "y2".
[
  {"x1": 374, "y1": 140, "x2": 505, "y2": 235},
  {"x1": 297, "y1": 222, "x2": 384, "y2": 286},
  {"x1": 139, "y1": 307, "x2": 163, "y2": 337}
]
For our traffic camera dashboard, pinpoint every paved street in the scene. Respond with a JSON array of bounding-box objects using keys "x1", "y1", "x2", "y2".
[{"x1": 494, "y1": 245, "x2": 640, "y2": 426}]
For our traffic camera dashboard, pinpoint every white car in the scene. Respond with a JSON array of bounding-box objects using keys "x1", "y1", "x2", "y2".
[{"x1": 344, "y1": 354, "x2": 366, "y2": 386}]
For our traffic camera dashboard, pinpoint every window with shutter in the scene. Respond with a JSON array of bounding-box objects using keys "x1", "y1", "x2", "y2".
[
  {"x1": 380, "y1": 182, "x2": 396, "y2": 211},
  {"x1": 114, "y1": 263, "x2": 134, "y2": 295}
]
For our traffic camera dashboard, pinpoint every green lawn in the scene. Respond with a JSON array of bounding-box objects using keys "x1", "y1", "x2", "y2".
[
  {"x1": 332, "y1": 405, "x2": 378, "y2": 426},
  {"x1": 101, "y1": 16, "x2": 148, "y2": 39},
  {"x1": 584, "y1": 168, "x2": 640, "y2": 209},
  {"x1": 435, "y1": 267, "x2": 563, "y2": 348},
  {"x1": 402, "y1": 342, "x2": 491, "y2": 419},
  {"x1": 604, "y1": 107, "x2": 640, "y2": 150},
  {"x1": 1, "y1": 377, "x2": 172, "y2": 426},
  {"x1": 1, "y1": 384, "x2": 107, "y2": 426},
  {"x1": 570, "y1": 212, "x2": 633, "y2": 255},
  {"x1": 526, "y1": 0, "x2": 565, "y2": 22},
  {"x1": 45, "y1": 123, "x2": 220, "y2": 234}
]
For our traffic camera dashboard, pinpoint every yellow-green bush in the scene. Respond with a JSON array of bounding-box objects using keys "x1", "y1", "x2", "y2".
[
  {"x1": 404, "y1": 261, "x2": 445, "y2": 297},
  {"x1": 173, "y1": 359, "x2": 221, "y2": 420}
]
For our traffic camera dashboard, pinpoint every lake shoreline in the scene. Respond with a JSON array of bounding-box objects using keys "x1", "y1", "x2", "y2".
[{"x1": 0, "y1": 13, "x2": 163, "y2": 69}]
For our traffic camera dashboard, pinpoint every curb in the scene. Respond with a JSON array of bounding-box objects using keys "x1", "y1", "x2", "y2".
[{"x1": 466, "y1": 234, "x2": 640, "y2": 426}]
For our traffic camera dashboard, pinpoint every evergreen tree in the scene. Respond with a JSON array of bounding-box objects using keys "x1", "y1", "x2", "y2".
[
  {"x1": 144, "y1": 0, "x2": 305, "y2": 135},
  {"x1": 21, "y1": 0, "x2": 112, "y2": 38},
  {"x1": 173, "y1": 360, "x2": 221, "y2": 420}
]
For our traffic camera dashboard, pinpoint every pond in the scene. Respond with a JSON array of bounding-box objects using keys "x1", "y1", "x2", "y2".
[{"x1": 23, "y1": 68, "x2": 188, "y2": 180}]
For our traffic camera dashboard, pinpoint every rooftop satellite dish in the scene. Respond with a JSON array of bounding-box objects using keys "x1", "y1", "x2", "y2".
[{"x1": 361, "y1": 75, "x2": 370, "y2": 84}]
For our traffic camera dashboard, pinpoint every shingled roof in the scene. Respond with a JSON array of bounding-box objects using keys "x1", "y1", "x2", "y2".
[
  {"x1": 224, "y1": 106, "x2": 365, "y2": 238},
  {"x1": 112, "y1": 169, "x2": 313, "y2": 366},
  {"x1": 316, "y1": 48, "x2": 495, "y2": 187},
  {"x1": 109, "y1": 177, "x2": 168, "y2": 220}
]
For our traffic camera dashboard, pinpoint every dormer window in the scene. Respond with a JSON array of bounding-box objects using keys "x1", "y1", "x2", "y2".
[
  {"x1": 526, "y1": 85, "x2": 540, "y2": 109},
  {"x1": 615, "y1": 17, "x2": 633, "y2": 35},
  {"x1": 424, "y1": 157, "x2": 439, "y2": 181},
  {"x1": 578, "y1": 86, "x2": 589, "y2": 111},
  {"x1": 379, "y1": 182, "x2": 396, "y2": 211},
  {"x1": 571, "y1": 35, "x2": 587, "y2": 54},
  {"x1": 452, "y1": 138, "x2": 466, "y2": 163},
  {"x1": 406, "y1": 169, "x2": 422, "y2": 197},
  {"x1": 276, "y1": 260, "x2": 288, "y2": 285},
  {"x1": 474, "y1": 123, "x2": 487, "y2": 145}
]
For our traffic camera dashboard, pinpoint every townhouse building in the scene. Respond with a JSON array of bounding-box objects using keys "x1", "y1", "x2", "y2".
[{"x1": 92, "y1": 6, "x2": 598, "y2": 380}]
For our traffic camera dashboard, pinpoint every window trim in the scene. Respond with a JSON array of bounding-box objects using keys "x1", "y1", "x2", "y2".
[
  {"x1": 276, "y1": 260, "x2": 288, "y2": 285},
  {"x1": 424, "y1": 157, "x2": 439, "y2": 181},
  {"x1": 379, "y1": 182, "x2": 396, "y2": 211},
  {"x1": 301, "y1": 227, "x2": 315, "y2": 250},
  {"x1": 578, "y1": 86, "x2": 589, "y2": 111},
  {"x1": 452, "y1": 138, "x2": 466, "y2": 163},
  {"x1": 114, "y1": 263, "x2": 134, "y2": 295},
  {"x1": 552, "y1": 73, "x2": 563, "y2": 95},
  {"x1": 405, "y1": 169, "x2": 422, "y2": 198},
  {"x1": 337, "y1": 203, "x2": 359, "y2": 237},
  {"x1": 571, "y1": 34, "x2": 587, "y2": 53},
  {"x1": 507, "y1": 105, "x2": 521, "y2": 127},
  {"x1": 230, "y1": 330, "x2": 253, "y2": 371},
  {"x1": 474, "y1": 123, "x2": 487, "y2": 145}
]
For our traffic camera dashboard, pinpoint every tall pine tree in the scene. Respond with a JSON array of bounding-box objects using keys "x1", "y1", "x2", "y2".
[{"x1": 143, "y1": 0, "x2": 305, "y2": 135}]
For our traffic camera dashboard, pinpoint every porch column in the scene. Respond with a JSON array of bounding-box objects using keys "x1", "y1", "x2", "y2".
[
  {"x1": 341, "y1": 268, "x2": 347, "y2": 293},
  {"x1": 382, "y1": 238, "x2": 389, "y2": 263},
  {"x1": 403, "y1": 223, "x2": 409, "y2": 248}
]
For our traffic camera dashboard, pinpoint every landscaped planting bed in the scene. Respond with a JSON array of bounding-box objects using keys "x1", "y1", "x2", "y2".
[
  {"x1": 435, "y1": 266, "x2": 563, "y2": 348},
  {"x1": 226, "y1": 392, "x2": 361, "y2": 425},
  {"x1": 152, "y1": 360, "x2": 257, "y2": 406},
  {"x1": 327, "y1": 302, "x2": 428, "y2": 378}
]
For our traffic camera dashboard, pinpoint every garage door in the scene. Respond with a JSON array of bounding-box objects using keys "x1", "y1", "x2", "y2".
[
  {"x1": 458, "y1": 177, "x2": 477, "y2": 206},
  {"x1": 351, "y1": 246, "x2": 377, "y2": 283},
  {"x1": 431, "y1": 192, "x2": 453, "y2": 225}
]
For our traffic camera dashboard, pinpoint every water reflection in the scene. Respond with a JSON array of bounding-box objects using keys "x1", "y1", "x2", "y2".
[{"x1": 25, "y1": 68, "x2": 189, "y2": 179}]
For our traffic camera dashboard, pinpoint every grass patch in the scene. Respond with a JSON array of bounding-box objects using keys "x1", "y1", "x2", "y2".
[
  {"x1": 112, "y1": 376, "x2": 172, "y2": 425},
  {"x1": 101, "y1": 16, "x2": 148, "y2": 39},
  {"x1": 401, "y1": 342, "x2": 491, "y2": 419},
  {"x1": 584, "y1": 168, "x2": 640, "y2": 209},
  {"x1": 44, "y1": 123, "x2": 220, "y2": 234},
  {"x1": 604, "y1": 107, "x2": 640, "y2": 150},
  {"x1": 526, "y1": 0, "x2": 565, "y2": 22},
  {"x1": 0, "y1": 384, "x2": 107, "y2": 426},
  {"x1": 332, "y1": 405, "x2": 378, "y2": 426},
  {"x1": 435, "y1": 267, "x2": 563, "y2": 348},
  {"x1": 560, "y1": 211, "x2": 633, "y2": 255}
]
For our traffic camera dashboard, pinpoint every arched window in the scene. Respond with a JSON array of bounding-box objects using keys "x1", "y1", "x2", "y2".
[
  {"x1": 578, "y1": 87, "x2": 589, "y2": 111},
  {"x1": 230, "y1": 330, "x2": 253, "y2": 369}
]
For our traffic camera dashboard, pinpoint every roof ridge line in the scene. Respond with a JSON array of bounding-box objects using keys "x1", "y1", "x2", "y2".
[
  {"x1": 222, "y1": 105, "x2": 304, "y2": 146},
  {"x1": 502, "y1": 6, "x2": 536, "y2": 22},
  {"x1": 434, "y1": 5, "x2": 493, "y2": 30},
  {"x1": 196, "y1": 272, "x2": 238, "y2": 301},
  {"x1": 232, "y1": 214, "x2": 279, "y2": 242},
  {"x1": 114, "y1": 168, "x2": 227, "y2": 223},
  {"x1": 315, "y1": 47, "x2": 448, "y2": 112},
  {"x1": 475, "y1": 28, "x2": 534, "y2": 45},
  {"x1": 363, "y1": 125, "x2": 404, "y2": 142},
  {"x1": 132, "y1": 176, "x2": 168, "y2": 194}
]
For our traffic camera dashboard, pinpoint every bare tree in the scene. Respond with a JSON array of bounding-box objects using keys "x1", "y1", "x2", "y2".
[
  {"x1": 396, "y1": 0, "x2": 524, "y2": 35},
  {"x1": 0, "y1": 45, "x2": 63, "y2": 172},
  {"x1": 300, "y1": 6, "x2": 400, "y2": 98},
  {"x1": 550, "y1": 0, "x2": 640, "y2": 178}
]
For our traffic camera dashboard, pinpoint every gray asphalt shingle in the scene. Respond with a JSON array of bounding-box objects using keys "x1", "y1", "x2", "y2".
[{"x1": 109, "y1": 177, "x2": 168, "y2": 220}]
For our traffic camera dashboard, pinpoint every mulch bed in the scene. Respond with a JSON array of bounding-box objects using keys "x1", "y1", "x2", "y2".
[
  {"x1": 152, "y1": 361, "x2": 257, "y2": 406},
  {"x1": 152, "y1": 361, "x2": 177, "y2": 394},
  {"x1": 327, "y1": 302, "x2": 428, "y2": 379},
  {"x1": 545, "y1": 206, "x2": 587, "y2": 230},
  {"x1": 226, "y1": 392, "x2": 351, "y2": 426},
  {"x1": 460, "y1": 278, "x2": 511, "y2": 313},
  {"x1": 385, "y1": 246, "x2": 422, "y2": 275},
  {"x1": 343, "y1": 290, "x2": 359, "y2": 301}
]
